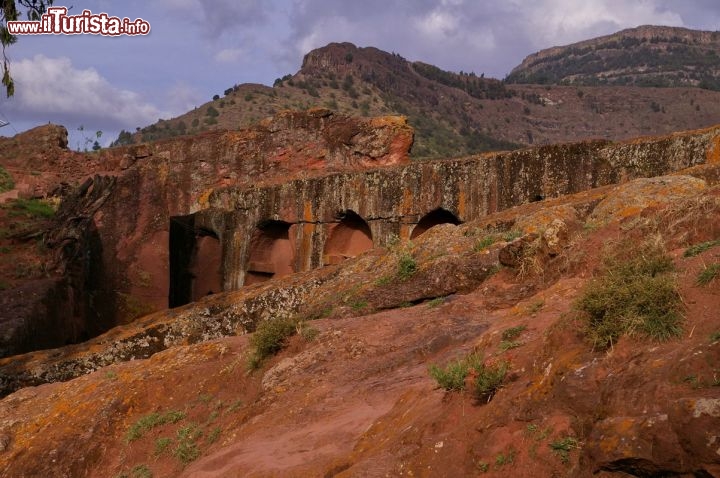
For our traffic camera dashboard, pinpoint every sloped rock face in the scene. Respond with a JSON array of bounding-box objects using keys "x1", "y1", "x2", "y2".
[{"x1": 0, "y1": 165, "x2": 719, "y2": 477}]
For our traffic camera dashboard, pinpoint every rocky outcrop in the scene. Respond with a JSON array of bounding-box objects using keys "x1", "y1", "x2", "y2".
[{"x1": 0, "y1": 163, "x2": 719, "y2": 477}]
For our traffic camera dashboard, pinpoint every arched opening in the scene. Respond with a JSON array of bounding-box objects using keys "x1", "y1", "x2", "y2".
[
  {"x1": 323, "y1": 210, "x2": 373, "y2": 265},
  {"x1": 245, "y1": 220, "x2": 294, "y2": 285},
  {"x1": 188, "y1": 230, "x2": 222, "y2": 301},
  {"x1": 410, "y1": 208, "x2": 461, "y2": 239},
  {"x1": 169, "y1": 217, "x2": 223, "y2": 308}
]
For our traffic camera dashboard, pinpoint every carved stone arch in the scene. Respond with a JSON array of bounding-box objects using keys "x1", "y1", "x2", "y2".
[
  {"x1": 323, "y1": 210, "x2": 373, "y2": 265},
  {"x1": 245, "y1": 220, "x2": 294, "y2": 285},
  {"x1": 410, "y1": 208, "x2": 461, "y2": 239}
]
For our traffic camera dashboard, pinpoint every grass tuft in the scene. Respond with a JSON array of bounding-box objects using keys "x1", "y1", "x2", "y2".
[
  {"x1": 126, "y1": 411, "x2": 186, "y2": 442},
  {"x1": 684, "y1": 239, "x2": 720, "y2": 257},
  {"x1": 11, "y1": 198, "x2": 55, "y2": 218},
  {"x1": 697, "y1": 263, "x2": 720, "y2": 286},
  {"x1": 501, "y1": 325, "x2": 526, "y2": 341},
  {"x1": 429, "y1": 353, "x2": 508, "y2": 402},
  {"x1": 474, "y1": 236, "x2": 496, "y2": 252},
  {"x1": 576, "y1": 239, "x2": 684, "y2": 350},
  {"x1": 549, "y1": 436, "x2": 580, "y2": 464},
  {"x1": 173, "y1": 424, "x2": 202, "y2": 464}
]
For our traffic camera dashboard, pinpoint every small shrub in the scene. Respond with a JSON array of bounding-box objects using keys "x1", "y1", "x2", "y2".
[
  {"x1": 247, "y1": 317, "x2": 298, "y2": 369},
  {"x1": 549, "y1": 436, "x2": 580, "y2": 464},
  {"x1": 375, "y1": 275, "x2": 392, "y2": 286},
  {"x1": 499, "y1": 340, "x2": 522, "y2": 352},
  {"x1": 474, "y1": 236, "x2": 496, "y2": 251},
  {"x1": 429, "y1": 359, "x2": 468, "y2": 391},
  {"x1": 576, "y1": 240, "x2": 683, "y2": 349},
  {"x1": 710, "y1": 331, "x2": 720, "y2": 343},
  {"x1": 697, "y1": 263, "x2": 720, "y2": 286},
  {"x1": 684, "y1": 239, "x2": 720, "y2": 257},
  {"x1": 472, "y1": 361, "x2": 508, "y2": 402},
  {"x1": 155, "y1": 437, "x2": 172, "y2": 455},
  {"x1": 298, "y1": 322, "x2": 320, "y2": 341},
  {"x1": 173, "y1": 424, "x2": 202, "y2": 464},
  {"x1": 430, "y1": 353, "x2": 507, "y2": 402},
  {"x1": 495, "y1": 448, "x2": 516, "y2": 466},
  {"x1": 206, "y1": 427, "x2": 221, "y2": 445},
  {"x1": 397, "y1": 253, "x2": 417, "y2": 281}
]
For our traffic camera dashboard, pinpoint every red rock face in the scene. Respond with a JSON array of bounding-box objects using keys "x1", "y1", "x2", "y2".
[{"x1": 1, "y1": 163, "x2": 719, "y2": 477}]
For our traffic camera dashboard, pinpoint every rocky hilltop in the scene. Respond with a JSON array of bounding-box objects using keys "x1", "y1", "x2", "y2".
[
  {"x1": 120, "y1": 34, "x2": 720, "y2": 158},
  {"x1": 507, "y1": 25, "x2": 720, "y2": 89}
]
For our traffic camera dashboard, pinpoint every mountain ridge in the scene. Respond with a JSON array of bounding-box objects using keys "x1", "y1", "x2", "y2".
[
  {"x1": 507, "y1": 25, "x2": 720, "y2": 88},
  {"x1": 116, "y1": 26, "x2": 720, "y2": 158}
]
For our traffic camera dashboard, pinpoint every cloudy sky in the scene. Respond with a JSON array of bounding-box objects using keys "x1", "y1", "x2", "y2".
[{"x1": 1, "y1": 0, "x2": 719, "y2": 148}]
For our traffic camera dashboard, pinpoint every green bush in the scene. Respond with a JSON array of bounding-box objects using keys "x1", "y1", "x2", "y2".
[
  {"x1": 429, "y1": 358, "x2": 468, "y2": 391},
  {"x1": 248, "y1": 317, "x2": 298, "y2": 369},
  {"x1": 397, "y1": 253, "x2": 417, "y2": 281},
  {"x1": 429, "y1": 353, "x2": 508, "y2": 402},
  {"x1": 472, "y1": 360, "x2": 508, "y2": 402},
  {"x1": 576, "y1": 240, "x2": 683, "y2": 349}
]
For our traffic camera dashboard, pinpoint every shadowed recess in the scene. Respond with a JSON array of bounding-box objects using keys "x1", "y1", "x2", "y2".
[
  {"x1": 169, "y1": 216, "x2": 222, "y2": 307},
  {"x1": 245, "y1": 220, "x2": 294, "y2": 285},
  {"x1": 410, "y1": 208, "x2": 461, "y2": 239},
  {"x1": 323, "y1": 210, "x2": 373, "y2": 265}
]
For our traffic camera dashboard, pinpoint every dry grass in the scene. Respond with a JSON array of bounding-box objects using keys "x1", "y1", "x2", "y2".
[{"x1": 576, "y1": 235, "x2": 684, "y2": 350}]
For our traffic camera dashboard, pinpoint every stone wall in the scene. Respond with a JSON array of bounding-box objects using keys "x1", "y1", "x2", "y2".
[{"x1": 192, "y1": 126, "x2": 720, "y2": 292}]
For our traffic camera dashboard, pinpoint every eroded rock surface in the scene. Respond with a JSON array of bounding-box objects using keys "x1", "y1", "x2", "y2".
[{"x1": 0, "y1": 163, "x2": 719, "y2": 477}]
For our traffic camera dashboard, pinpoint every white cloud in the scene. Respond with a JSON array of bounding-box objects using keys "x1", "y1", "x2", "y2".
[
  {"x1": 214, "y1": 47, "x2": 247, "y2": 63},
  {"x1": 415, "y1": 9, "x2": 459, "y2": 39},
  {"x1": 509, "y1": 0, "x2": 684, "y2": 47},
  {"x1": 164, "y1": 82, "x2": 204, "y2": 115},
  {"x1": 6, "y1": 54, "x2": 168, "y2": 129}
]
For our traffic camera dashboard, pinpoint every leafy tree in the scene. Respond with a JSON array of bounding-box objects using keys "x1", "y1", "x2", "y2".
[{"x1": 2, "y1": 1, "x2": 54, "y2": 97}]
